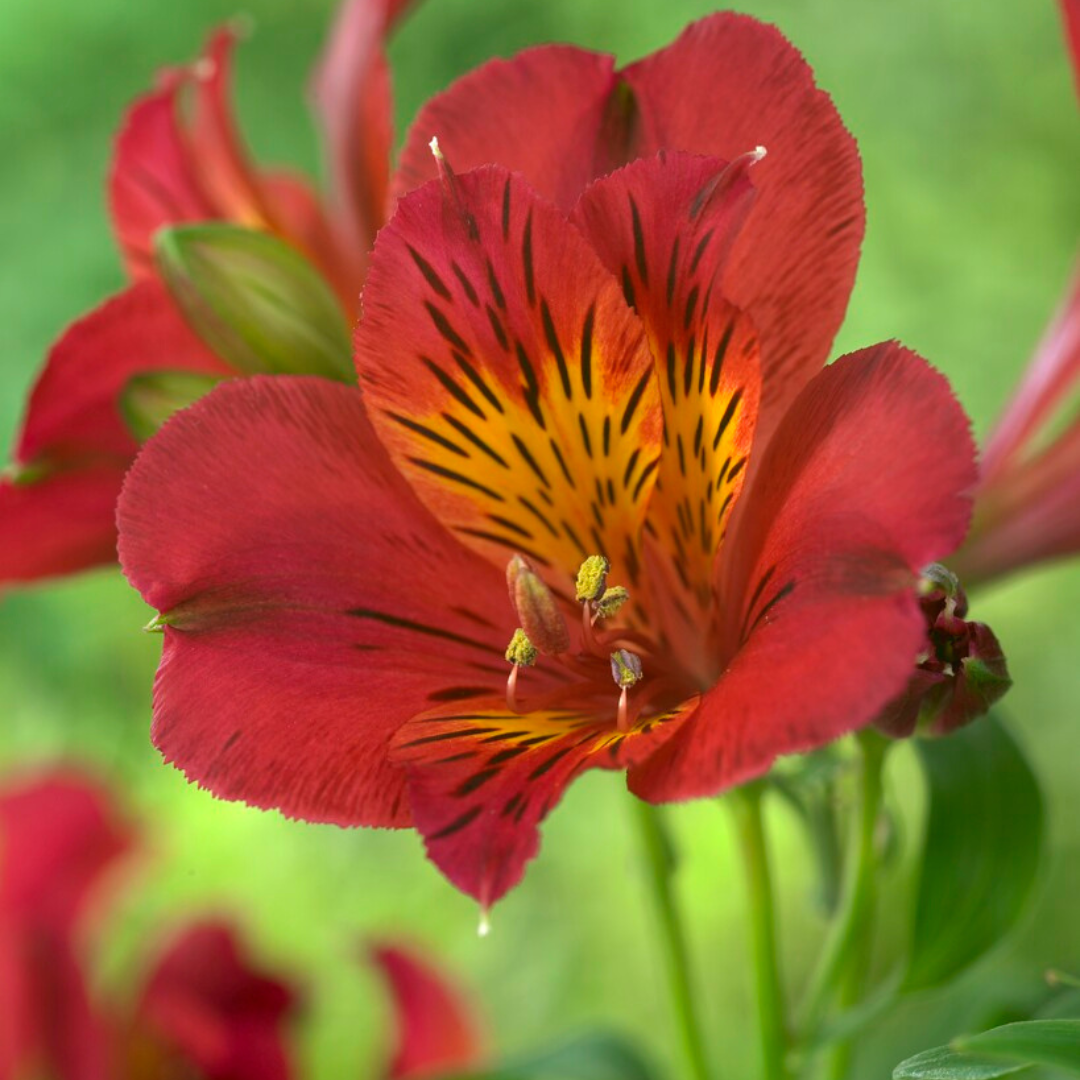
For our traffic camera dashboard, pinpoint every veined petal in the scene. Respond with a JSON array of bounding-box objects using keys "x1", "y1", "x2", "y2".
[
  {"x1": 393, "y1": 15, "x2": 863, "y2": 437},
  {"x1": 118, "y1": 377, "x2": 511, "y2": 827},
  {"x1": 135, "y1": 922, "x2": 297, "y2": 1080},
  {"x1": 630, "y1": 344, "x2": 976, "y2": 802},
  {"x1": 392, "y1": 46, "x2": 619, "y2": 211},
  {"x1": 2, "y1": 282, "x2": 226, "y2": 584},
  {"x1": 370, "y1": 944, "x2": 484, "y2": 1080},
  {"x1": 357, "y1": 166, "x2": 662, "y2": 590},
  {"x1": 573, "y1": 153, "x2": 762, "y2": 656},
  {"x1": 391, "y1": 696, "x2": 690, "y2": 907},
  {"x1": 621, "y1": 14, "x2": 863, "y2": 433}
]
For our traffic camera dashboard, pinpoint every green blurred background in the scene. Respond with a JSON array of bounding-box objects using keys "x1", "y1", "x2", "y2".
[{"x1": 1, "y1": 0, "x2": 1078, "y2": 1075}]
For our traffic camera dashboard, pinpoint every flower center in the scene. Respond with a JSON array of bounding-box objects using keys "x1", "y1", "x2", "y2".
[{"x1": 502, "y1": 553, "x2": 692, "y2": 731}]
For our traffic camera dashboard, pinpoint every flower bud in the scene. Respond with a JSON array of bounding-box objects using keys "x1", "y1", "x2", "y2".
[
  {"x1": 155, "y1": 224, "x2": 353, "y2": 381},
  {"x1": 120, "y1": 370, "x2": 225, "y2": 442},
  {"x1": 506, "y1": 555, "x2": 570, "y2": 655},
  {"x1": 875, "y1": 565, "x2": 1011, "y2": 738}
]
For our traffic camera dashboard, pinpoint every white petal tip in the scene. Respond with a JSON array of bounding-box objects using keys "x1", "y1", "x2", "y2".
[{"x1": 477, "y1": 909, "x2": 491, "y2": 937}]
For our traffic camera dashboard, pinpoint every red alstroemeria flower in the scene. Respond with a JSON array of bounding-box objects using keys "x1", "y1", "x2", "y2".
[
  {"x1": 370, "y1": 944, "x2": 484, "y2": 1079},
  {"x1": 950, "y1": 0, "x2": 1080, "y2": 586},
  {"x1": 0, "y1": 769, "x2": 298, "y2": 1080},
  {"x1": 118, "y1": 16, "x2": 977, "y2": 911},
  {"x1": 1, "y1": 0, "x2": 410, "y2": 586}
]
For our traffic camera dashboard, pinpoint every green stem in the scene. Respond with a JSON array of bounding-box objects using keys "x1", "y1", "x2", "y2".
[
  {"x1": 730, "y1": 784, "x2": 792, "y2": 1080},
  {"x1": 797, "y1": 732, "x2": 889, "y2": 1064},
  {"x1": 634, "y1": 801, "x2": 713, "y2": 1080}
]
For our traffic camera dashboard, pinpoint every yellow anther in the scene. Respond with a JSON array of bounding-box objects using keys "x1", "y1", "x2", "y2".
[
  {"x1": 594, "y1": 586, "x2": 630, "y2": 620},
  {"x1": 506, "y1": 555, "x2": 570, "y2": 654},
  {"x1": 610, "y1": 649, "x2": 643, "y2": 689},
  {"x1": 575, "y1": 555, "x2": 610, "y2": 603},
  {"x1": 505, "y1": 628, "x2": 538, "y2": 668}
]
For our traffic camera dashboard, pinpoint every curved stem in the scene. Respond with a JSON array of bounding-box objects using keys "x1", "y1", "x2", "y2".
[
  {"x1": 634, "y1": 801, "x2": 713, "y2": 1080},
  {"x1": 797, "y1": 732, "x2": 889, "y2": 1060},
  {"x1": 730, "y1": 784, "x2": 792, "y2": 1080}
]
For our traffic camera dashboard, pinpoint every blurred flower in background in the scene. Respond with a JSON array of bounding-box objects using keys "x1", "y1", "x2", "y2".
[{"x1": 0, "y1": 768, "x2": 298, "y2": 1079}]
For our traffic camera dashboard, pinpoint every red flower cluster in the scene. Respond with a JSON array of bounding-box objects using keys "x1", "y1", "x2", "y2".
[
  {"x1": 0, "y1": 769, "x2": 484, "y2": 1079},
  {"x1": 0, "y1": 770, "x2": 296, "y2": 1079}
]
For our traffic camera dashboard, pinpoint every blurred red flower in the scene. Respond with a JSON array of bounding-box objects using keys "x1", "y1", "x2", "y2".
[{"x1": 0, "y1": 770, "x2": 297, "y2": 1079}]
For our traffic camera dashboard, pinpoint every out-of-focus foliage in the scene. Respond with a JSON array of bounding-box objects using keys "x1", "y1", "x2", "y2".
[{"x1": 1, "y1": 1, "x2": 1076, "y2": 1077}]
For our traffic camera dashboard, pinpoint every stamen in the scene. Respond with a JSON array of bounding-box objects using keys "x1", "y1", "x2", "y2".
[
  {"x1": 593, "y1": 586, "x2": 629, "y2": 620},
  {"x1": 574, "y1": 554, "x2": 610, "y2": 603},
  {"x1": 610, "y1": 649, "x2": 644, "y2": 733},
  {"x1": 429, "y1": 136, "x2": 479, "y2": 240},
  {"x1": 504, "y1": 628, "x2": 537, "y2": 712},
  {"x1": 506, "y1": 555, "x2": 570, "y2": 654}
]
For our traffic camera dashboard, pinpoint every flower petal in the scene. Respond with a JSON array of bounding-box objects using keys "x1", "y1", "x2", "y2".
[
  {"x1": 136, "y1": 921, "x2": 297, "y2": 1080},
  {"x1": 980, "y1": 262, "x2": 1080, "y2": 483},
  {"x1": 2, "y1": 282, "x2": 225, "y2": 583},
  {"x1": 118, "y1": 376, "x2": 511, "y2": 826},
  {"x1": 0, "y1": 770, "x2": 132, "y2": 931},
  {"x1": 370, "y1": 943, "x2": 484, "y2": 1080},
  {"x1": 357, "y1": 165, "x2": 662, "y2": 589},
  {"x1": 572, "y1": 152, "x2": 762, "y2": 658},
  {"x1": 391, "y1": 696, "x2": 689, "y2": 906},
  {"x1": 109, "y1": 29, "x2": 338, "y2": 290},
  {"x1": 394, "y1": 15, "x2": 863, "y2": 434},
  {"x1": 621, "y1": 14, "x2": 863, "y2": 431},
  {"x1": 311, "y1": 0, "x2": 412, "y2": 267},
  {"x1": 392, "y1": 46, "x2": 619, "y2": 211},
  {"x1": 630, "y1": 343, "x2": 976, "y2": 801},
  {"x1": 1061, "y1": 0, "x2": 1080, "y2": 100}
]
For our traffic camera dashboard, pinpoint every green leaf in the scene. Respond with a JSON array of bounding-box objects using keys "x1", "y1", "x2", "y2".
[
  {"x1": 893, "y1": 1020, "x2": 1080, "y2": 1079},
  {"x1": 155, "y1": 224, "x2": 354, "y2": 381},
  {"x1": 120, "y1": 370, "x2": 225, "y2": 442},
  {"x1": 892, "y1": 1044, "x2": 1031, "y2": 1078},
  {"x1": 956, "y1": 1020, "x2": 1080, "y2": 1074},
  {"x1": 903, "y1": 715, "x2": 1043, "y2": 992},
  {"x1": 440, "y1": 1033, "x2": 662, "y2": 1080}
]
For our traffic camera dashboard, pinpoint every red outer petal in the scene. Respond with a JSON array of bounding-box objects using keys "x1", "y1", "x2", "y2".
[
  {"x1": 110, "y1": 68, "x2": 218, "y2": 278},
  {"x1": 980, "y1": 261, "x2": 1080, "y2": 483},
  {"x1": 392, "y1": 46, "x2": 619, "y2": 210},
  {"x1": 630, "y1": 344, "x2": 976, "y2": 802},
  {"x1": 370, "y1": 943, "x2": 484, "y2": 1079},
  {"x1": 391, "y1": 696, "x2": 690, "y2": 907},
  {"x1": 136, "y1": 921, "x2": 297, "y2": 1080},
  {"x1": 109, "y1": 29, "x2": 342, "y2": 295},
  {"x1": 621, "y1": 14, "x2": 863, "y2": 433},
  {"x1": 0, "y1": 922, "x2": 112, "y2": 1080},
  {"x1": 118, "y1": 377, "x2": 511, "y2": 827},
  {"x1": 393, "y1": 15, "x2": 863, "y2": 435},
  {"x1": 356, "y1": 165, "x2": 662, "y2": 589},
  {"x1": 0, "y1": 771, "x2": 129, "y2": 1080},
  {"x1": 1062, "y1": 0, "x2": 1080, "y2": 100},
  {"x1": 0, "y1": 769, "x2": 132, "y2": 932},
  {"x1": 311, "y1": 0, "x2": 410, "y2": 269},
  {"x1": 1, "y1": 281, "x2": 226, "y2": 584}
]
